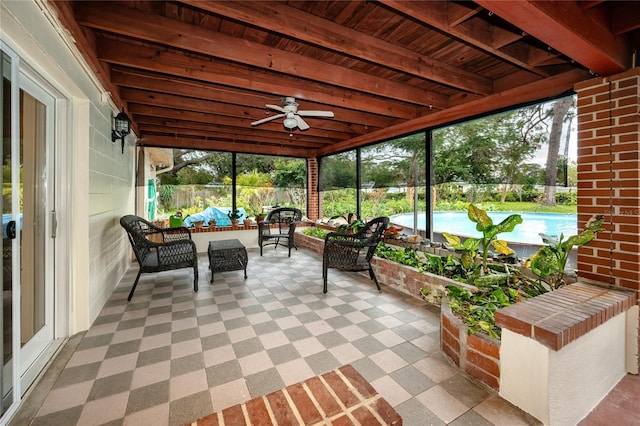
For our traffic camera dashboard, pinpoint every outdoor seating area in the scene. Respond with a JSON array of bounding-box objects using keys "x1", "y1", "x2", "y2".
[
  {"x1": 323, "y1": 216, "x2": 390, "y2": 294},
  {"x1": 120, "y1": 215, "x2": 199, "y2": 301},
  {"x1": 3, "y1": 1, "x2": 640, "y2": 424},
  {"x1": 258, "y1": 207, "x2": 303, "y2": 257},
  {"x1": 14, "y1": 246, "x2": 638, "y2": 426}
]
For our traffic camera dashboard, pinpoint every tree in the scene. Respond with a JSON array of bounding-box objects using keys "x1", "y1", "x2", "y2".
[
  {"x1": 542, "y1": 97, "x2": 573, "y2": 206},
  {"x1": 432, "y1": 109, "x2": 545, "y2": 203}
]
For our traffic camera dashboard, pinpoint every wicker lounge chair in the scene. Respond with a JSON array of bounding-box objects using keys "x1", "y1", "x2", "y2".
[
  {"x1": 258, "y1": 207, "x2": 302, "y2": 257},
  {"x1": 322, "y1": 216, "x2": 389, "y2": 294},
  {"x1": 120, "y1": 215, "x2": 198, "y2": 301}
]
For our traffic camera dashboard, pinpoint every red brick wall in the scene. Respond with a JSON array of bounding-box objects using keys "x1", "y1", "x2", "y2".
[
  {"x1": 441, "y1": 301, "x2": 500, "y2": 389},
  {"x1": 307, "y1": 157, "x2": 320, "y2": 220},
  {"x1": 575, "y1": 69, "x2": 640, "y2": 369},
  {"x1": 575, "y1": 69, "x2": 640, "y2": 293}
]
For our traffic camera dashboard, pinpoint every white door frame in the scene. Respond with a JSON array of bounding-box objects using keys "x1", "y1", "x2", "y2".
[{"x1": 0, "y1": 39, "x2": 70, "y2": 424}]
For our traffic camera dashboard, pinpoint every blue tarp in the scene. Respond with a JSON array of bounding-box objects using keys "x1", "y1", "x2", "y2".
[{"x1": 182, "y1": 207, "x2": 247, "y2": 228}]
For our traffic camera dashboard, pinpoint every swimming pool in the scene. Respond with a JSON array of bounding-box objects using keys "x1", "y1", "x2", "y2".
[{"x1": 390, "y1": 211, "x2": 577, "y2": 245}]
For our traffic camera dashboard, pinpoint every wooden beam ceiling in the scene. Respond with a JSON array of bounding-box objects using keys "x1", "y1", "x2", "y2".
[{"x1": 47, "y1": 0, "x2": 638, "y2": 158}]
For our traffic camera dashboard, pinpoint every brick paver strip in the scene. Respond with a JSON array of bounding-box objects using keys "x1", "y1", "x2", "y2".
[{"x1": 185, "y1": 365, "x2": 402, "y2": 425}]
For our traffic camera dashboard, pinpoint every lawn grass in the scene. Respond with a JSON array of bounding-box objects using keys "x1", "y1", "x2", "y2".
[{"x1": 474, "y1": 202, "x2": 576, "y2": 214}]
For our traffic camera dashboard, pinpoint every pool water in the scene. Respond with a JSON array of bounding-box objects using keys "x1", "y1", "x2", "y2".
[{"x1": 390, "y1": 211, "x2": 577, "y2": 245}]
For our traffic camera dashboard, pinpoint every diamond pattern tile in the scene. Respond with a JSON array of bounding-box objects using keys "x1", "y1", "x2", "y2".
[{"x1": 23, "y1": 247, "x2": 540, "y2": 426}]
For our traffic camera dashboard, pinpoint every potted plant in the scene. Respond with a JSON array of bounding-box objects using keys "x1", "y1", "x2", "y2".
[
  {"x1": 251, "y1": 206, "x2": 267, "y2": 223},
  {"x1": 330, "y1": 212, "x2": 366, "y2": 233},
  {"x1": 227, "y1": 208, "x2": 242, "y2": 227}
]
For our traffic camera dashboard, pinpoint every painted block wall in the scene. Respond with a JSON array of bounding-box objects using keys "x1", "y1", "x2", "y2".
[{"x1": 2, "y1": 1, "x2": 136, "y2": 331}]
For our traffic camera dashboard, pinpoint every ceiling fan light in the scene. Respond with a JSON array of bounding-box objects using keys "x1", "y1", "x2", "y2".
[{"x1": 283, "y1": 117, "x2": 297, "y2": 129}]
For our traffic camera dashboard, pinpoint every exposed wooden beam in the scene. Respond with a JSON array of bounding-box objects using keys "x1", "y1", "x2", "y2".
[
  {"x1": 179, "y1": 0, "x2": 493, "y2": 95},
  {"x1": 476, "y1": 1, "x2": 630, "y2": 75},
  {"x1": 46, "y1": 1, "x2": 132, "y2": 125},
  {"x1": 74, "y1": 3, "x2": 441, "y2": 116},
  {"x1": 139, "y1": 124, "x2": 327, "y2": 149},
  {"x1": 611, "y1": 3, "x2": 640, "y2": 36},
  {"x1": 121, "y1": 88, "x2": 362, "y2": 135},
  {"x1": 95, "y1": 39, "x2": 432, "y2": 120},
  {"x1": 109, "y1": 68, "x2": 397, "y2": 130},
  {"x1": 319, "y1": 68, "x2": 590, "y2": 156},
  {"x1": 135, "y1": 117, "x2": 330, "y2": 148},
  {"x1": 127, "y1": 104, "x2": 357, "y2": 141},
  {"x1": 139, "y1": 135, "x2": 313, "y2": 157},
  {"x1": 380, "y1": 0, "x2": 552, "y2": 77}
]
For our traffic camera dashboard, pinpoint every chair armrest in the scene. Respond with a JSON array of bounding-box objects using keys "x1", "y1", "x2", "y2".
[
  {"x1": 287, "y1": 220, "x2": 301, "y2": 232},
  {"x1": 258, "y1": 221, "x2": 270, "y2": 233}
]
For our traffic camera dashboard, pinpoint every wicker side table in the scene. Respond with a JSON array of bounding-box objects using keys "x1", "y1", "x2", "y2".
[{"x1": 208, "y1": 239, "x2": 248, "y2": 283}]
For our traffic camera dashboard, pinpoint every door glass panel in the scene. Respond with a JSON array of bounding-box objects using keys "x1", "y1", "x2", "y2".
[
  {"x1": 19, "y1": 90, "x2": 46, "y2": 345},
  {"x1": 1, "y1": 49, "x2": 14, "y2": 418}
]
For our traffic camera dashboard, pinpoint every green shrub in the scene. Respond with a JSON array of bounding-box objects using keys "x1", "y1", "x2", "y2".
[{"x1": 302, "y1": 227, "x2": 327, "y2": 239}]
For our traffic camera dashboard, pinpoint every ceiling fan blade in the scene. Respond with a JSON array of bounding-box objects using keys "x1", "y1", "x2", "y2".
[
  {"x1": 294, "y1": 115, "x2": 310, "y2": 130},
  {"x1": 297, "y1": 110, "x2": 334, "y2": 118},
  {"x1": 266, "y1": 104, "x2": 287, "y2": 113},
  {"x1": 251, "y1": 113, "x2": 285, "y2": 126}
]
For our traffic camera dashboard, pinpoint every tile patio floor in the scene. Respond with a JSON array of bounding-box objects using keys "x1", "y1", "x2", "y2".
[{"x1": 9, "y1": 247, "x2": 636, "y2": 425}]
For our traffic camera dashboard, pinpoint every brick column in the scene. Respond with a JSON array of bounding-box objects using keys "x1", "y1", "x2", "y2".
[
  {"x1": 575, "y1": 68, "x2": 640, "y2": 291},
  {"x1": 575, "y1": 68, "x2": 640, "y2": 369},
  {"x1": 307, "y1": 157, "x2": 320, "y2": 220}
]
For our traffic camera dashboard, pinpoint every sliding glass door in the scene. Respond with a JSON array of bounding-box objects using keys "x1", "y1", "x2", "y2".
[{"x1": 1, "y1": 44, "x2": 57, "y2": 421}]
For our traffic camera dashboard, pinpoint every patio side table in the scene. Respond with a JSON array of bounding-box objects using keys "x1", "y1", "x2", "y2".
[{"x1": 208, "y1": 239, "x2": 248, "y2": 283}]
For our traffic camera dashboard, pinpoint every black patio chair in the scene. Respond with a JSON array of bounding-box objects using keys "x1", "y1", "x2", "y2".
[
  {"x1": 322, "y1": 216, "x2": 389, "y2": 294},
  {"x1": 120, "y1": 215, "x2": 198, "y2": 301},
  {"x1": 258, "y1": 207, "x2": 302, "y2": 257}
]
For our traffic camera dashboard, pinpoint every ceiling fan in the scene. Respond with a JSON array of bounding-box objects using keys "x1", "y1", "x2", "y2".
[{"x1": 251, "y1": 97, "x2": 334, "y2": 131}]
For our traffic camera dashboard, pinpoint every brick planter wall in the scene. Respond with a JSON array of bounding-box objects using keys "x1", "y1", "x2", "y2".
[
  {"x1": 441, "y1": 298, "x2": 501, "y2": 390},
  {"x1": 294, "y1": 232, "x2": 459, "y2": 302},
  {"x1": 296, "y1": 231, "x2": 500, "y2": 388}
]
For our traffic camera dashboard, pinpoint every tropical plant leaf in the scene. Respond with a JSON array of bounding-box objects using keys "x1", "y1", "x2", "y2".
[
  {"x1": 585, "y1": 215, "x2": 605, "y2": 232},
  {"x1": 490, "y1": 239, "x2": 515, "y2": 255},
  {"x1": 492, "y1": 288, "x2": 510, "y2": 306},
  {"x1": 529, "y1": 247, "x2": 558, "y2": 278},
  {"x1": 460, "y1": 251, "x2": 476, "y2": 270},
  {"x1": 539, "y1": 233, "x2": 560, "y2": 248},
  {"x1": 462, "y1": 237, "x2": 481, "y2": 252},
  {"x1": 485, "y1": 214, "x2": 523, "y2": 239},
  {"x1": 468, "y1": 204, "x2": 493, "y2": 232},
  {"x1": 442, "y1": 232, "x2": 464, "y2": 250}
]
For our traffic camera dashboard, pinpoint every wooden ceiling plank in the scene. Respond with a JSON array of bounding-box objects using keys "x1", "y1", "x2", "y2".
[
  {"x1": 96, "y1": 39, "x2": 436, "y2": 118},
  {"x1": 140, "y1": 135, "x2": 314, "y2": 157},
  {"x1": 74, "y1": 3, "x2": 439, "y2": 116},
  {"x1": 611, "y1": 3, "x2": 640, "y2": 36},
  {"x1": 178, "y1": 0, "x2": 492, "y2": 95},
  {"x1": 121, "y1": 87, "x2": 367, "y2": 135},
  {"x1": 381, "y1": 0, "x2": 551, "y2": 77},
  {"x1": 139, "y1": 124, "x2": 327, "y2": 149},
  {"x1": 135, "y1": 115, "x2": 332, "y2": 147},
  {"x1": 127, "y1": 104, "x2": 359, "y2": 140},
  {"x1": 319, "y1": 68, "x2": 589, "y2": 156},
  {"x1": 109, "y1": 68, "x2": 397, "y2": 129},
  {"x1": 476, "y1": 0, "x2": 630, "y2": 75},
  {"x1": 46, "y1": 1, "x2": 131, "y2": 120}
]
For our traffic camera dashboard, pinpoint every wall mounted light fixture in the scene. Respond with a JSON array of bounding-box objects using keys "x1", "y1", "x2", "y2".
[{"x1": 112, "y1": 108, "x2": 131, "y2": 153}]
